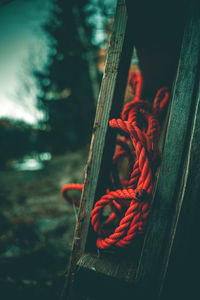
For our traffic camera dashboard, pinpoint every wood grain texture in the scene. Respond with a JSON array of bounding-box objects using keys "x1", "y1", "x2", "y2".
[
  {"x1": 136, "y1": 1, "x2": 200, "y2": 298},
  {"x1": 61, "y1": 1, "x2": 200, "y2": 299},
  {"x1": 76, "y1": 253, "x2": 137, "y2": 300},
  {"x1": 161, "y1": 67, "x2": 200, "y2": 300},
  {"x1": 61, "y1": 1, "x2": 133, "y2": 299}
]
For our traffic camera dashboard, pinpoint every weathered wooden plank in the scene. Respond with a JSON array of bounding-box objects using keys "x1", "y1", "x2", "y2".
[
  {"x1": 61, "y1": 1, "x2": 133, "y2": 299},
  {"x1": 62, "y1": 1, "x2": 200, "y2": 299},
  {"x1": 76, "y1": 253, "x2": 137, "y2": 300},
  {"x1": 161, "y1": 68, "x2": 200, "y2": 300},
  {"x1": 76, "y1": 2, "x2": 186, "y2": 290},
  {"x1": 136, "y1": 1, "x2": 200, "y2": 298}
]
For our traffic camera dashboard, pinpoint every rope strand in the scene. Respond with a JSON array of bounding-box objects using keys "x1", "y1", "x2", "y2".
[{"x1": 61, "y1": 70, "x2": 169, "y2": 249}]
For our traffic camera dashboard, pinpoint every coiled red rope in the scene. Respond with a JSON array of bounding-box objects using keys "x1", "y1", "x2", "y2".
[{"x1": 62, "y1": 70, "x2": 169, "y2": 249}]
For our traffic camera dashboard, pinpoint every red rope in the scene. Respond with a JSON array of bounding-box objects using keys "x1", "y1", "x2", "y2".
[
  {"x1": 61, "y1": 183, "x2": 83, "y2": 206},
  {"x1": 61, "y1": 70, "x2": 169, "y2": 249}
]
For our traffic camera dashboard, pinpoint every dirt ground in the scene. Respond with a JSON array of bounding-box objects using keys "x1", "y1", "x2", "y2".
[{"x1": 0, "y1": 149, "x2": 88, "y2": 300}]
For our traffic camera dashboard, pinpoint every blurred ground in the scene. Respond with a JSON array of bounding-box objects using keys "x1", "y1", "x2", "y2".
[{"x1": 0, "y1": 149, "x2": 88, "y2": 300}]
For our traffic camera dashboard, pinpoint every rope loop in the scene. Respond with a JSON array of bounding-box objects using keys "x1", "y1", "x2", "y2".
[{"x1": 62, "y1": 71, "x2": 169, "y2": 249}]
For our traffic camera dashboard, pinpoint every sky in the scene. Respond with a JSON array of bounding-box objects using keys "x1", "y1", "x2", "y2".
[
  {"x1": 84, "y1": 0, "x2": 116, "y2": 46},
  {"x1": 0, "y1": 0, "x2": 117, "y2": 125},
  {"x1": 0, "y1": 0, "x2": 56, "y2": 124}
]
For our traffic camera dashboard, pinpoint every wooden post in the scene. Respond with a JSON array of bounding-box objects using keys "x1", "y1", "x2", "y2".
[
  {"x1": 135, "y1": 1, "x2": 200, "y2": 298},
  {"x1": 61, "y1": 0, "x2": 200, "y2": 299},
  {"x1": 61, "y1": 1, "x2": 133, "y2": 298}
]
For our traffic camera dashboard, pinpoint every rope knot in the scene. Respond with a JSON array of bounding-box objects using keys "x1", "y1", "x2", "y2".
[{"x1": 61, "y1": 71, "x2": 170, "y2": 250}]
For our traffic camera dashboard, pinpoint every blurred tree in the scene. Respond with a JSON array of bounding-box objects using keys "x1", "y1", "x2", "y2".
[
  {"x1": 0, "y1": 0, "x2": 117, "y2": 167},
  {"x1": 36, "y1": 0, "x2": 100, "y2": 154},
  {"x1": 0, "y1": 119, "x2": 36, "y2": 168}
]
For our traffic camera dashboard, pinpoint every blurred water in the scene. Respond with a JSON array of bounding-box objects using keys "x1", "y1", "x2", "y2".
[{"x1": 11, "y1": 152, "x2": 52, "y2": 171}]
